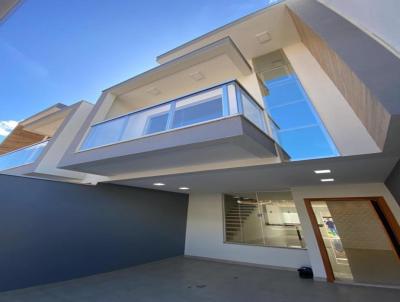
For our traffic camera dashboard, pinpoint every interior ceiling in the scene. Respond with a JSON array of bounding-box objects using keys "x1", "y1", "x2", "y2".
[
  {"x1": 157, "y1": 3, "x2": 300, "y2": 64},
  {"x1": 111, "y1": 154, "x2": 400, "y2": 193}
]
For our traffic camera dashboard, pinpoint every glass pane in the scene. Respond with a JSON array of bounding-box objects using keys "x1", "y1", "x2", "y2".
[
  {"x1": 121, "y1": 104, "x2": 171, "y2": 140},
  {"x1": 144, "y1": 113, "x2": 169, "y2": 135},
  {"x1": 224, "y1": 193, "x2": 262, "y2": 245},
  {"x1": 0, "y1": 141, "x2": 48, "y2": 171},
  {"x1": 224, "y1": 191, "x2": 305, "y2": 249},
  {"x1": 81, "y1": 117, "x2": 127, "y2": 150},
  {"x1": 311, "y1": 200, "x2": 400, "y2": 286},
  {"x1": 270, "y1": 100, "x2": 318, "y2": 130},
  {"x1": 257, "y1": 51, "x2": 339, "y2": 160},
  {"x1": 264, "y1": 74, "x2": 304, "y2": 108},
  {"x1": 278, "y1": 125, "x2": 336, "y2": 160},
  {"x1": 172, "y1": 96, "x2": 223, "y2": 129},
  {"x1": 240, "y1": 91, "x2": 266, "y2": 132}
]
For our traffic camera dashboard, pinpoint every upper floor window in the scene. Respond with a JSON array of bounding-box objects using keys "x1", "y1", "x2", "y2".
[{"x1": 255, "y1": 51, "x2": 339, "y2": 160}]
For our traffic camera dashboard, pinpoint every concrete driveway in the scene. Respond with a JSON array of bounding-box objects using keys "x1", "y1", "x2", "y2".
[{"x1": 0, "y1": 257, "x2": 398, "y2": 301}]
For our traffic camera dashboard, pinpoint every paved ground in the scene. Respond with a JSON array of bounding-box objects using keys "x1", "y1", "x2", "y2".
[{"x1": 0, "y1": 257, "x2": 398, "y2": 301}]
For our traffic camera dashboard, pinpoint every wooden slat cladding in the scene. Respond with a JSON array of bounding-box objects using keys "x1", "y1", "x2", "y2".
[
  {"x1": 288, "y1": 9, "x2": 390, "y2": 150},
  {"x1": 0, "y1": 125, "x2": 46, "y2": 155}
]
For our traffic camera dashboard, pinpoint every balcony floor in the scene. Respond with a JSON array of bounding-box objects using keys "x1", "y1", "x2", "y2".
[{"x1": 0, "y1": 257, "x2": 398, "y2": 302}]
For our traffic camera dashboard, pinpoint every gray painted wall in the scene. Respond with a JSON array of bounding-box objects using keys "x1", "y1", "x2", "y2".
[
  {"x1": 386, "y1": 160, "x2": 400, "y2": 206},
  {"x1": 287, "y1": 0, "x2": 400, "y2": 115},
  {"x1": 0, "y1": 174, "x2": 188, "y2": 292}
]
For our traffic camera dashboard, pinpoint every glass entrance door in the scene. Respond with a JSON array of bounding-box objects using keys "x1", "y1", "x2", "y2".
[{"x1": 309, "y1": 199, "x2": 400, "y2": 286}]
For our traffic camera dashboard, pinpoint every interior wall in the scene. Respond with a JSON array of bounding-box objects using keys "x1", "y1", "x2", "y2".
[
  {"x1": 185, "y1": 193, "x2": 311, "y2": 270},
  {"x1": 291, "y1": 183, "x2": 400, "y2": 280},
  {"x1": 0, "y1": 174, "x2": 188, "y2": 292}
]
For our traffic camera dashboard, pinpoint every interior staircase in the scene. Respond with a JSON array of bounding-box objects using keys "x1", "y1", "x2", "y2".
[{"x1": 225, "y1": 202, "x2": 258, "y2": 241}]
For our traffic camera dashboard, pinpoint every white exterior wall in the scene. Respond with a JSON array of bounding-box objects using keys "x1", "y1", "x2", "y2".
[
  {"x1": 33, "y1": 102, "x2": 107, "y2": 183},
  {"x1": 283, "y1": 43, "x2": 380, "y2": 156},
  {"x1": 318, "y1": 0, "x2": 400, "y2": 56},
  {"x1": 292, "y1": 183, "x2": 400, "y2": 280},
  {"x1": 185, "y1": 185, "x2": 400, "y2": 280},
  {"x1": 185, "y1": 193, "x2": 311, "y2": 270},
  {"x1": 237, "y1": 69, "x2": 265, "y2": 108}
]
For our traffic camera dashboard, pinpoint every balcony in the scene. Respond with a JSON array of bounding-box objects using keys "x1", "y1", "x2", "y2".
[
  {"x1": 0, "y1": 140, "x2": 49, "y2": 172},
  {"x1": 81, "y1": 81, "x2": 276, "y2": 150},
  {"x1": 60, "y1": 81, "x2": 285, "y2": 179}
]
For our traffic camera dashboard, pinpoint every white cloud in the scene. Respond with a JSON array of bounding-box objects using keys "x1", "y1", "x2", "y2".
[{"x1": 0, "y1": 120, "x2": 18, "y2": 137}]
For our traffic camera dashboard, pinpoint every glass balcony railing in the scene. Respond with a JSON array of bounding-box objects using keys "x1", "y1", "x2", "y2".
[
  {"x1": 80, "y1": 80, "x2": 277, "y2": 151},
  {"x1": 0, "y1": 140, "x2": 49, "y2": 171}
]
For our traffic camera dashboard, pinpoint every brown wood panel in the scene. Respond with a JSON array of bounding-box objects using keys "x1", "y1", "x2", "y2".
[
  {"x1": 0, "y1": 125, "x2": 46, "y2": 155},
  {"x1": 288, "y1": 9, "x2": 390, "y2": 150}
]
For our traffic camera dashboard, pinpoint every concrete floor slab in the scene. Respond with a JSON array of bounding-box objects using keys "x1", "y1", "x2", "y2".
[{"x1": 0, "y1": 257, "x2": 398, "y2": 301}]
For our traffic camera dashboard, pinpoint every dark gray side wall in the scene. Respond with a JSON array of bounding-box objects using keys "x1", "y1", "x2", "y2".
[
  {"x1": 0, "y1": 174, "x2": 188, "y2": 292},
  {"x1": 287, "y1": 0, "x2": 400, "y2": 115},
  {"x1": 386, "y1": 160, "x2": 400, "y2": 206}
]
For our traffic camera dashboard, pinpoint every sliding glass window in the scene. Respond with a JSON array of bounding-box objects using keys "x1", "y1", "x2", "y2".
[{"x1": 223, "y1": 191, "x2": 305, "y2": 249}]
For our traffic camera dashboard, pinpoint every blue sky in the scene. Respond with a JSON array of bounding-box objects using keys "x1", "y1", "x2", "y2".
[{"x1": 0, "y1": 0, "x2": 275, "y2": 142}]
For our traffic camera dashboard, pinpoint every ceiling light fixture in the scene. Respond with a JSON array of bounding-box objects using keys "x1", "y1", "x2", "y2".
[
  {"x1": 179, "y1": 187, "x2": 190, "y2": 190},
  {"x1": 146, "y1": 87, "x2": 161, "y2": 96},
  {"x1": 189, "y1": 71, "x2": 205, "y2": 81},
  {"x1": 314, "y1": 169, "x2": 331, "y2": 174},
  {"x1": 255, "y1": 31, "x2": 271, "y2": 44},
  {"x1": 153, "y1": 182, "x2": 165, "y2": 186},
  {"x1": 320, "y1": 178, "x2": 335, "y2": 182}
]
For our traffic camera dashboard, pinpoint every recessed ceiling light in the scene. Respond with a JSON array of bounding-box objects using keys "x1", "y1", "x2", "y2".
[
  {"x1": 255, "y1": 31, "x2": 271, "y2": 44},
  {"x1": 320, "y1": 178, "x2": 335, "y2": 182},
  {"x1": 146, "y1": 87, "x2": 161, "y2": 96},
  {"x1": 189, "y1": 71, "x2": 204, "y2": 81},
  {"x1": 153, "y1": 182, "x2": 165, "y2": 186},
  {"x1": 314, "y1": 169, "x2": 331, "y2": 174},
  {"x1": 179, "y1": 187, "x2": 190, "y2": 190}
]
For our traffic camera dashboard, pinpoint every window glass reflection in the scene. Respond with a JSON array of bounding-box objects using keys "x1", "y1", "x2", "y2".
[
  {"x1": 224, "y1": 191, "x2": 306, "y2": 249},
  {"x1": 256, "y1": 51, "x2": 339, "y2": 160}
]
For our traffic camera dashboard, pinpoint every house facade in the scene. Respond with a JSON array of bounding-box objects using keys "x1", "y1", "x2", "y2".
[{"x1": 1, "y1": 0, "x2": 400, "y2": 287}]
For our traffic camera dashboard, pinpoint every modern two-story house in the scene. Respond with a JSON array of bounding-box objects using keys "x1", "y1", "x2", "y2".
[{"x1": 1, "y1": 0, "x2": 400, "y2": 289}]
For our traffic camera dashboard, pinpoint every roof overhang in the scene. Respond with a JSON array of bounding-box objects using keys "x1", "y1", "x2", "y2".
[
  {"x1": 156, "y1": 1, "x2": 299, "y2": 64},
  {"x1": 0, "y1": 0, "x2": 20, "y2": 22},
  {"x1": 21, "y1": 104, "x2": 71, "y2": 136},
  {"x1": 102, "y1": 38, "x2": 255, "y2": 116},
  {"x1": 111, "y1": 153, "x2": 400, "y2": 193},
  {"x1": 105, "y1": 37, "x2": 252, "y2": 98}
]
